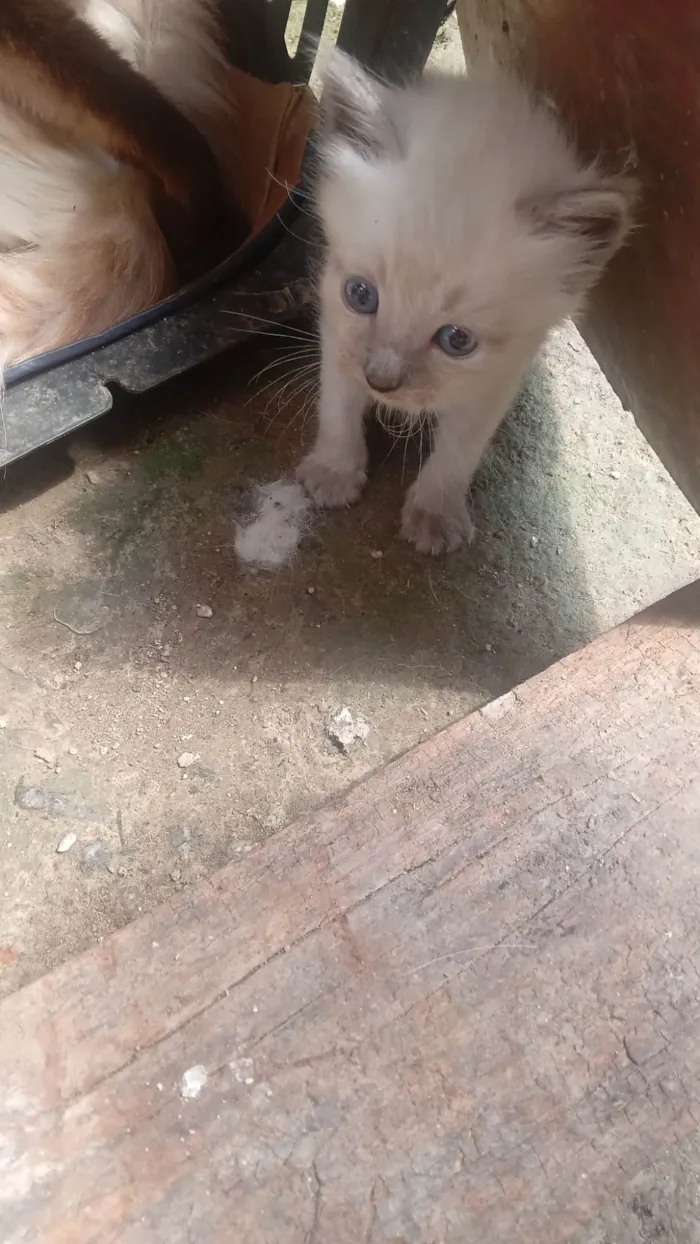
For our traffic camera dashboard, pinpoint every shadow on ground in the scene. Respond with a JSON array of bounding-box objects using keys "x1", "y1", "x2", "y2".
[
  {"x1": 0, "y1": 333, "x2": 625, "y2": 997},
  {"x1": 1, "y1": 342, "x2": 598, "y2": 689}
]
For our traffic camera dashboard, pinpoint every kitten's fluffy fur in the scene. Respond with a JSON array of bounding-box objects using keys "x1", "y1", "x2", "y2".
[
  {"x1": 297, "y1": 52, "x2": 636, "y2": 555},
  {"x1": 0, "y1": 0, "x2": 232, "y2": 371}
]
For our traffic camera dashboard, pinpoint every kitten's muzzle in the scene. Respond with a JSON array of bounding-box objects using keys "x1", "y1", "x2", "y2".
[
  {"x1": 365, "y1": 373, "x2": 403, "y2": 394},
  {"x1": 364, "y1": 348, "x2": 406, "y2": 394}
]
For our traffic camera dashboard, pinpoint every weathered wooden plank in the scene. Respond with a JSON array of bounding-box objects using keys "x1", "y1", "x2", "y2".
[
  {"x1": 2, "y1": 583, "x2": 700, "y2": 1242},
  {"x1": 457, "y1": 0, "x2": 700, "y2": 512}
]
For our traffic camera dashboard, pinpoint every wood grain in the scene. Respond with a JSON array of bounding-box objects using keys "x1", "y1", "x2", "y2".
[
  {"x1": 457, "y1": 0, "x2": 700, "y2": 515},
  {"x1": 2, "y1": 583, "x2": 700, "y2": 1242}
]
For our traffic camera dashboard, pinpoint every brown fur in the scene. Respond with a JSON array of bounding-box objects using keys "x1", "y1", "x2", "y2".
[{"x1": 0, "y1": 0, "x2": 237, "y2": 269}]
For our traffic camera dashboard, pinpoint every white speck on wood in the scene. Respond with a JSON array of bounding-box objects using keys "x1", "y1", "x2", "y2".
[
  {"x1": 229, "y1": 1057, "x2": 255, "y2": 1084},
  {"x1": 180, "y1": 1065, "x2": 208, "y2": 1099},
  {"x1": 234, "y1": 480, "x2": 312, "y2": 570},
  {"x1": 480, "y1": 691, "x2": 517, "y2": 721}
]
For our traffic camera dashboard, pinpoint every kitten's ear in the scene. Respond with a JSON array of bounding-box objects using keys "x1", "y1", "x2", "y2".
[
  {"x1": 519, "y1": 175, "x2": 637, "y2": 290},
  {"x1": 318, "y1": 48, "x2": 401, "y2": 158}
]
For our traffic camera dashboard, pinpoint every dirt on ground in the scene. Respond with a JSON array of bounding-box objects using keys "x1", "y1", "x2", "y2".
[{"x1": 1, "y1": 318, "x2": 700, "y2": 1003}]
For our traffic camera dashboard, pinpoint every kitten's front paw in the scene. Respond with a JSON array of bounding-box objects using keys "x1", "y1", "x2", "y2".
[
  {"x1": 400, "y1": 492, "x2": 475, "y2": 556},
  {"x1": 296, "y1": 454, "x2": 367, "y2": 508}
]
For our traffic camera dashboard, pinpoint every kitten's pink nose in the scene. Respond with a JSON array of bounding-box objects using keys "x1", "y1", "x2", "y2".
[
  {"x1": 365, "y1": 373, "x2": 402, "y2": 394},
  {"x1": 364, "y1": 349, "x2": 404, "y2": 393}
]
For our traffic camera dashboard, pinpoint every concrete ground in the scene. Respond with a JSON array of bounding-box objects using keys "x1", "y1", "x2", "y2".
[{"x1": 2, "y1": 11, "x2": 700, "y2": 1236}]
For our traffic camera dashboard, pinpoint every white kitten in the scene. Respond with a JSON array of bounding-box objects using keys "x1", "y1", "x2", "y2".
[{"x1": 296, "y1": 51, "x2": 636, "y2": 554}]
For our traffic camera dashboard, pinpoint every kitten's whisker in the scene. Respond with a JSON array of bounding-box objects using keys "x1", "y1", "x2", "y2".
[
  {"x1": 247, "y1": 362, "x2": 319, "y2": 416},
  {"x1": 264, "y1": 167, "x2": 316, "y2": 220},
  {"x1": 221, "y1": 309, "x2": 317, "y2": 341},
  {"x1": 249, "y1": 348, "x2": 320, "y2": 390},
  {"x1": 262, "y1": 366, "x2": 320, "y2": 426},
  {"x1": 268, "y1": 390, "x2": 317, "y2": 441},
  {"x1": 294, "y1": 382, "x2": 321, "y2": 437},
  {"x1": 269, "y1": 360, "x2": 320, "y2": 403},
  {"x1": 400, "y1": 419, "x2": 412, "y2": 483},
  {"x1": 254, "y1": 358, "x2": 320, "y2": 404},
  {"x1": 273, "y1": 366, "x2": 320, "y2": 408},
  {"x1": 275, "y1": 381, "x2": 321, "y2": 441},
  {"x1": 245, "y1": 361, "x2": 318, "y2": 412},
  {"x1": 273, "y1": 211, "x2": 321, "y2": 247},
  {"x1": 231, "y1": 324, "x2": 315, "y2": 344},
  {"x1": 272, "y1": 370, "x2": 320, "y2": 416}
]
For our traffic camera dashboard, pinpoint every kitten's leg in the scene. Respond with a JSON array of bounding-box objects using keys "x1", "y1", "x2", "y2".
[
  {"x1": 296, "y1": 343, "x2": 369, "y2": 508},
  {"x1": 401, "y1": 409, "x2": 496, "y2": 555}
]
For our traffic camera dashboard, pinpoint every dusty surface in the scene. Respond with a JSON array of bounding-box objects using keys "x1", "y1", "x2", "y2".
[
  {"x1": 1, "y1": 318, "x2": 699, "y2": 1006},
  {"x1": 577, "y1": 1139, "x2": 700, "y2": 1243},
  {"x1": 1, "y1": 8, "x2": 699, "y2": 1004},
  {"x1": 576, "y1": 1135, "x2": 700, "y2": 1243}
]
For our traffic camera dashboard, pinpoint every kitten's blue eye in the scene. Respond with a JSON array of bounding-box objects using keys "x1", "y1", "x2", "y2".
[
  {"x1": 343, "y1": 277, "x2": 379, "y2": 315},
  {"x1": 434, "y1": 325, "x2": 478, "y2": 357}
]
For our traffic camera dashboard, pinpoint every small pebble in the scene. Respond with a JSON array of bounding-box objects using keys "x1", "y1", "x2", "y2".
[
  {"x1": 34, "y1": 747, "x2": 56, "y2": 767},
  {"x1": 85, "y1": 469, "x2": 101, "y2": 486},
  {"x1": 326, "y1": 706, "x2": 370, "y2": 754},
  {"x1": 180, "y1": 1065, "x2": 208, "y2": 1100},
  {"x1": 74, "y1": 660, "x2": 83, "y2": 671},
  {"x1": 169, "y1": 826, "x2": 190, "y2": 849},
  {"x1": 610, "y1": 470, "x2": 621, "y2": 480},
  {"x1": 530, "y1": 535, "x2": 539, "y2": 547},
  {"x1": 195, "y1": 604, "x2": 213, "y2": 618},
  {"x1": 68, "y1": 746, "x2": 78, "y2": 756},
  {"x1": 369, "y1": 549, "x2": 383, "y2": 560},
  {"x1": 177, "y1": 752, "x2": 199, "y2": 769},
  {"x1": 170, "y1": 868, "x2": 182, "y2": 883},
  {"x1": 56, "y1": 832, "x2": 77, "y2": 854}
]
